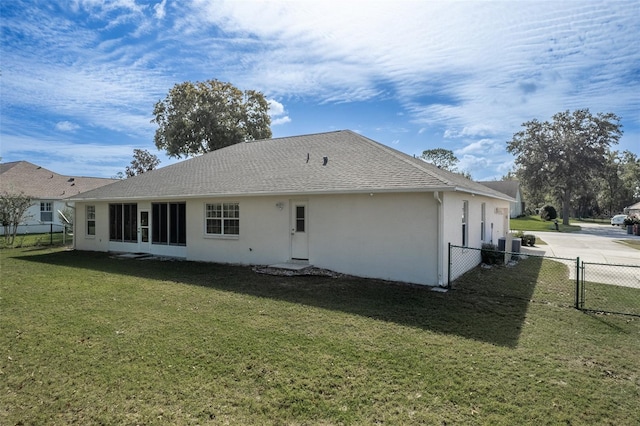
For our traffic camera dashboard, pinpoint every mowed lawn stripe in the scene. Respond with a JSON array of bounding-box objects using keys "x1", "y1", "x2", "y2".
[{"x1": 2, "y1": 247, "x2": 639, "y2": 425}]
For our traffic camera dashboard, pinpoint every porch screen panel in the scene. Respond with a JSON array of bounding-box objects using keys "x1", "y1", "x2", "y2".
[
  {"x1": 109, "y1": 204, "x2": 121, "y2": 240},
  {"x1": 169, "y1": 203, "x2": 186, "y2": 245},
  {"x1": 109, "y1": 203, "x2": 137, "y2": 242},
  {"x1": 152, "y1": 203, "x2": 168, "y2": 244},
  {"x1": 153, "y1": 202, "x2": 186, "y2": 246},
  {"x1": 123, "y1": 204, "x2": 137, "y2": 242}
]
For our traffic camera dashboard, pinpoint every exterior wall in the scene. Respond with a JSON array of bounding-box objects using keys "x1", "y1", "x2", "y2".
[
  {"x1": 441, "y1": 192, "x2": 509, "y2": 248},
  {"x1": 186, "y1": 196, "x2": 291, "y2": 265},
  {"x1": 441, "y1": 192, "x2": 510, "y2": 282},
  {"x1": 73, "y1": 191, "x2": 507, "y2": 286},
  {"x1": 189, "y1": 193, "x2": 439, "y2": 285},
  {"x1": 510, "y1": 190, "x2": 523, "y2": 218},
  {"x1": 310, "y1": 193, "x2": 439, "y2": 285},
  {"x1": 75, "y1": 202, "x2": 110, "y2": 252},
  {"x1": 1, "y1": 199, "x2": 70, "y2": 235}
]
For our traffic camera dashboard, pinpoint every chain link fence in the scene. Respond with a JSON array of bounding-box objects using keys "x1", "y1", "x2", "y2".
[
  {"x1": 579, "y1": 262, "x2": 640, "y2": 316},
  {"x1": 448, "y1": 244, "x2": 578, "y2": 309},
  {"x1": 0, "y1": 223, "x2": 72, "y2": 248},
  {"x1": 449, "y1": 244, "x2": 640, "y2": 316}
]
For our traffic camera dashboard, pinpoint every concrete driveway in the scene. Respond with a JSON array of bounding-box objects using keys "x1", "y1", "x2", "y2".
[
  {"x1": 520, "y1": 222, "x2": 640, "y2": 288},
  {"x1": 522, "y1": 222, "x2": 640, "y2": 265}
]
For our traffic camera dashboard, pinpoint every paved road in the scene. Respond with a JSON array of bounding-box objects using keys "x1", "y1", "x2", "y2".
[
  {"x1": 520, "y1": 222, "x2": 640, "y2": 288},
  {"x1": 521, "y1": 222, "x2": 640, "y2": 265}
]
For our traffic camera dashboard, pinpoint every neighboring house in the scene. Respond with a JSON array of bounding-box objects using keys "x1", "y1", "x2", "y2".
[
  {"x1": 69, "y1": 130, "x2": 513, "y2": 286},
  {"x1": 625, "y1": 201, "x2": 640, "y2": 217},
  {"x1": 0, "y1": 161, "x2": 118, "y2": 234},
  {"x1": 478, "y1": 180, "x2": 524, "y2": 218}
]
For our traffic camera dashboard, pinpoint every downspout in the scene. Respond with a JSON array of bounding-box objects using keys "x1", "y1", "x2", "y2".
[{"x1": 434, "y1": 191, "x2": 444, "y2": 286}]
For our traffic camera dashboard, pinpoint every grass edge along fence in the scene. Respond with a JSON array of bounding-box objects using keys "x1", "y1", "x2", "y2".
[
  {"x1": 579, "y1": 261, "x2": 640, "y2": 317},
  {"x1": 449, "y1": 243, "x2": 640, "y2": 317}
]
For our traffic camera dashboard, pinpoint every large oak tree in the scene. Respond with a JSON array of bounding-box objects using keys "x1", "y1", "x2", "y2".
[
  {"x1": 507, "y1": 109, "x2": 623, "y2": 224},
  {"x1": 152, "y1": 79, "x2": 272, "y2": 158}
]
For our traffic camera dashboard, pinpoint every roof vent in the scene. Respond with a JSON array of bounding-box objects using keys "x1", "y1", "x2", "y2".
[
  {"x1": 68, "y1": 178, "x2": 75, "y2": 182},
  {"x1": 323, "y1": 156, "x2": 328, "y2": 166},
  {"x1": 306, "y1": 153, "x2": 310, "y2": 163}
]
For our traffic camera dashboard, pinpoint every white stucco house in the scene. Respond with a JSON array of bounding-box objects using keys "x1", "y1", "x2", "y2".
[
  {"x1": 625, "y1": 201, "x2": 640, "y2": 217},
  {"x1": 69, "y1": 131, "x2": 513, "y2": 286},
  {"x1": 478, "y1": 180, "x2": 524, "y2": 218},
  {"x1": 0, "y1": 161, "x2": 118, "y2": 235}
]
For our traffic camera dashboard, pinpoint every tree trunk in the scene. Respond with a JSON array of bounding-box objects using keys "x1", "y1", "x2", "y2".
[{"x1": 562, "y1": 188, "x2": 571, "y2": 225}]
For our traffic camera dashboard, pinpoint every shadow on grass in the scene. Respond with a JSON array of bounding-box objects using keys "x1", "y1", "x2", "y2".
[{"x1": 12, "y1": 249, "x2": 548, "y2": 348}]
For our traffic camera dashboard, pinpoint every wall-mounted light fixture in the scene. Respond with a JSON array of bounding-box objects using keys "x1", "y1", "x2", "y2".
[{"x1": 276, "y1": 202, "x2": 285, "y2": 210}]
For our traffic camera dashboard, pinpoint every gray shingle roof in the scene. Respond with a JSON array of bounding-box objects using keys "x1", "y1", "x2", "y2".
[
  {"x1": 477, "y1": 180, "x2": 520, "y2": 199},
  {"x1": 0, "y1": 161, "x2": 118, "y2": 199},
  {"x1": 69, "y1": 130, "x2": 513, "y2": 201}
]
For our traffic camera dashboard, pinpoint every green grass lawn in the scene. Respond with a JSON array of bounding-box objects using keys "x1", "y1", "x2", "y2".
[
  {"x1": 510, "y1": 215, "x2": 581, "y2": 233},
  {"x1": 0, "y1": 232, "x2": 72, "y2": 249},
  {"x1": 2, "y1": 248, "x2": 639, "y2": 424},
  {"x1": 617, "y1": 239, "x2": 640, "y2": 251}
]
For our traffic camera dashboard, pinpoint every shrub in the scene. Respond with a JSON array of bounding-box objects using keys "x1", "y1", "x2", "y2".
[
  {"x1": 521, "y1": 234, "x2": 536, "y2": 246},
  {"x1": 481, "y1": 243, "x2": 503, "y2": 265},
  {"x1": 539, "y1": 205, "x2": 557, "y2": 221}
]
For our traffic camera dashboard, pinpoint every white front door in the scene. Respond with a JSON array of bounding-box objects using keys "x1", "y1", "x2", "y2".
[
  {"x1": 138, "y1": 210, "x2": 150, "y2": 253},
  {"x1": 290, "y1": 201, "x2": 309, "y2": 260}
]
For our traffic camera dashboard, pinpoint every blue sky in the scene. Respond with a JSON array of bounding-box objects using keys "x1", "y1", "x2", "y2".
[{"x1": 1, "y1": 0, "x2": 639, "y2": 180}]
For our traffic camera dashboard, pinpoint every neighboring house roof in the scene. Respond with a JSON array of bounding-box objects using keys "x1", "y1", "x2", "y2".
[
  {"x1": 0, "y1": 161, "x2": 118, "y2": 199},
  {"x1": 69, "y1": 130, "x2": 514, "y2": 202},
  {"x1": 627, "y1": 201, "x2": 640, "y2": 211},
  {"x1": 478, "y1": 180, "x2": 520, "y2": 199}
]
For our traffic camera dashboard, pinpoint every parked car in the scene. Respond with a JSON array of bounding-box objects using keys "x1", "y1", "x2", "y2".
[{"x1": 611, "y1": 214, "x2": 627, "y2": 226}]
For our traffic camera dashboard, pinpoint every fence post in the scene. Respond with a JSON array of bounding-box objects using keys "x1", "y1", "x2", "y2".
[
  {"x1": 447, "y1": 243, "x2": 452, "y2": 288},
  {"x1": 574, "y1": 257, "x2": 580, "y2": 310}
]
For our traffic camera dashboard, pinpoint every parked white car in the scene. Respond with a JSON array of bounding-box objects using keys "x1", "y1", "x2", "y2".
[{"x1": 611, "y1": 214, "x2": 627, "y2": 226}]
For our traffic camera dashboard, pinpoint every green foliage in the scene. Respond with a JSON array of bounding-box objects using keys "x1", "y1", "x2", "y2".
[
  {"x1": 152, "y1": 79, "x2": 272, "y2": 158},
  {"x1": 0, "y1": 191, "x2": 33, "y2": 245},
  {"x1": 539, "y1": 204, "x2": 557, "y2": 221},
  {"x1": 420, "y1": 148, "x2": 459, "y2": 171},
  {"x1": 420, "y1": 148, "x2": 472, "y2": 179},
  {"x1": 480, "y1": 242, "x2": 503, "y2": 264},
  {"x1": 125, "y1": 148, "x2": 160, "y2": 177},
  {"x1": 507, "y1": 109, "x2": 623, "y2": 224}
]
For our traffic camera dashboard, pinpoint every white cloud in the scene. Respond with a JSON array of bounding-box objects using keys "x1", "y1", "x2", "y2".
[
  {"x1": 55, "y1": 121, "x2": 80, "y2": 132},
  {"x1": 184, "y1": 0, "x2": 639, "y2": 139},
  {"x1": 271, "y1": 116, "x2": 291, "y2": 126},
  {"x1": 457, "y1": 139, "x2": 503, "y2": 156},
  {"x1": 268, "y1": 99, "x2": 291, "y2": 126},
  {"x1": 267, "y1": 99, "x2": 285, "y2": 116},
  {"x1": 2, "y1": 0, "x2": 638, "y2": 179},
  {"x1": 154, "y1": 0, "x2": 167, "y2": 19}
]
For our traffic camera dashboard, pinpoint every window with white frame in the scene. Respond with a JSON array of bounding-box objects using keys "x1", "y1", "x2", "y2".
[
  {"x1": 40, "y1": 202, "x2": 53, "y2": 222},
  {"x1": 462, "y1": 200, "x2": 469, "y2": 247},
  {"x1": 205, "y1": 203, "x2": 239, "y2": 235},
  {"x1": 86, "y1": 205, "x2": 96, "y2": 236}
]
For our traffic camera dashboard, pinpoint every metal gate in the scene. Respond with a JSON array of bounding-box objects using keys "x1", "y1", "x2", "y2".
[{"x1": 578, "y1": 261, "x2": 640, "y2": 317}]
